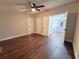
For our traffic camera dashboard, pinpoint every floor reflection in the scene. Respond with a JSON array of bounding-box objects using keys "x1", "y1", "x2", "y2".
[{"x1": 47, "y1": 32, "x2": 72, "y2": 59}]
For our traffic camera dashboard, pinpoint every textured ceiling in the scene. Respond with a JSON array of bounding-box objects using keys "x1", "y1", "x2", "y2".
[
  {"x1": 0, "y1": 0, "x2": 76, "y2": 13},
  {"x1": 0, "y1": 0, "x2": 52, "y2": 4}
]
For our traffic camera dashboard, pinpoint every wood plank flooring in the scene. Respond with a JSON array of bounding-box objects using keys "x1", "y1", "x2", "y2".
[{"x1": 0, "y1": 33, "x2": 74, "y2": 59}]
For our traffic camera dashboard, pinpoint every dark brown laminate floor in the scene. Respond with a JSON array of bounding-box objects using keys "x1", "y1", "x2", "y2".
[{"x1": 0, "y1": 33, "x2": 73, "y2": 59}]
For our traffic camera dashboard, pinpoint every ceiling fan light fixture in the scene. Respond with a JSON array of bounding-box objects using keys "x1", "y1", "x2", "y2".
[{"x1": 31, "y1": 8, "x2": 37, "y2": 12}]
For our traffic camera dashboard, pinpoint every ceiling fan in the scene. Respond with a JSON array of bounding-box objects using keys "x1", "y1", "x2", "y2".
[{"x1": 21, "y1": 2, "x2": 45, "y2": 12}]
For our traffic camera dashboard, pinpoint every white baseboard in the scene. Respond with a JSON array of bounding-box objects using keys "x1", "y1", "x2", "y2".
[
  {"x1": 0, "y1": 33, "x2": 29, "y2": 41},
  {"x1": 73, "y1": 43, "x2": 78, "y2": 59},
  {"x1": 0, "y1": 33, "x2": 47, "y2": 41},
  {"x1": 65, "y1": 39, "x2": 72, "y2": 42}
]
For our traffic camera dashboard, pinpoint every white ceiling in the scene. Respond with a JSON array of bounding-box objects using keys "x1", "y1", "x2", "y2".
[{"x1": 0, "y1": 0, "x2": 76, "y2": 14}]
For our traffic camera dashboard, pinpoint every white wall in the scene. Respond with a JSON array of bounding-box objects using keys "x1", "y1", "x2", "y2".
[{"x1": 0, "y1": 13, "x2": 34, "y2": 41}]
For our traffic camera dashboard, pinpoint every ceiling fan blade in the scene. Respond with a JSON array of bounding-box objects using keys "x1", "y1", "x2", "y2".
[
  {"x1": 35, "y1": 8, "x2": 40, "y2": 11},
  {"x1": 35, "y1": 5, "x2": 45, "y2": 8}
]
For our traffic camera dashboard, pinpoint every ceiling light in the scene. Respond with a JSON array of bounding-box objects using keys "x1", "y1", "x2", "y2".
[{"x1": 31, "y1": 8, "x2": 36, "y2": 12}]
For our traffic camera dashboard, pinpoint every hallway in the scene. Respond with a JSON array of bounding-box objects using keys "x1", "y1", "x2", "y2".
[{"x1": 0, "y1": 33, "x2": 73, "y2": 59}]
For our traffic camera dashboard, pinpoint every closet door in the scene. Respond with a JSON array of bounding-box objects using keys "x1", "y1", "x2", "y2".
[
  {"x1": 27, "y1": 16, "x2": 34, "y2": 34},
  {"x1": 35, "y1": 17, "x2": 42, "y2": 34},
  {"x1": 42, "y1": 16, "x2": 48, "y2": 36}
]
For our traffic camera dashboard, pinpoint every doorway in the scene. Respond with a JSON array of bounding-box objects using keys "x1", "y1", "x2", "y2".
[{"x1": 48, "y1": 12, "x2": 68, "y2": 43}]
